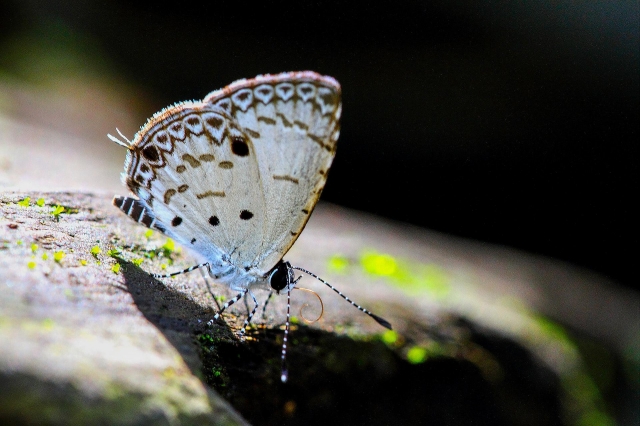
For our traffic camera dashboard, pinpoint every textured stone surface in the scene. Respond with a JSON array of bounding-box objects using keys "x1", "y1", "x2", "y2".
[{"x1": 0, "y1": 191, "x2": 631, "y2": 425}]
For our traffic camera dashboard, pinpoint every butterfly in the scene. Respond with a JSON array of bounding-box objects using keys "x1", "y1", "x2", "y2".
[{"x1": 109, "y1": 71, "x2": 391, "y2": 382}]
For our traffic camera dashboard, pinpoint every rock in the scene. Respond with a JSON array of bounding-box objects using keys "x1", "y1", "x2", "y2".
[{"x1": 0, "y1": 191, "x2": 629, "y2": 425}]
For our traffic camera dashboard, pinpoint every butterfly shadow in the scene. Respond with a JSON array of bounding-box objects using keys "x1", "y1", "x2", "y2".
[
  {"x1": 118, "y1": 260, "x2": 231, "y2": 375},
  {"x1": 117, "y1": 260, "x2": 560, "y2": 426}
]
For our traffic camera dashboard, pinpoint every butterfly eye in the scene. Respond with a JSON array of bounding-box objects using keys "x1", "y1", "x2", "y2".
[{"x1": 269, "y1": 261, "x2": 291, "y2": 291}]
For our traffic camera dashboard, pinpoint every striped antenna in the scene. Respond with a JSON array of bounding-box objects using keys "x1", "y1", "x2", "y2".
[
  {"x1": 292, "y1": 266, "x2": 392, "y2": 330},
  {"x1": 281, "y1": 285, "x2": 292, "y2": 383}
]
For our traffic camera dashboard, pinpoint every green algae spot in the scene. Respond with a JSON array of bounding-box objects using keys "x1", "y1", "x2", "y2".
[
  {"x1": 163, "y1": 238, "x2": 175, "y2": 251},
  {"x1": 17, "y1": 197, "x2": 30, "y2": 207},
  {"x1": 16, "y1": 240, "x2": 23, "y2": 246},
  {"x1": 327, "y1": 255, "x2": 349, "y2": 273},
  {"x1": 416, "y1": 264, "x2": 450, "y2": 298},
  {"x1": 407, "y1": 346, "x2": 428, "y2": 364},
  {"x1": 30, "y1": 243, "x2": 38, "y2": 253},
  {"x1": 90, "y1": 245, "x2": 101, "y2": 256},
  {"x1": 144, "y1": 229, "x2": 153, "y2": 238},
  {"x1": 36, "y1": 198, "x2": 45, "y2": 207},
  {"x1": 162, "y1": 366, "x2": 177, "y2": 378},
  {"x1": 199, "y1": 333, "x2": 216, "y2": 345},
  {"x1": 41, "y1": 318, "x2": 55, "y2": 331},
  {"x1": 358, "y1": 249, "x2": 451, "y2": 299},
  {"x1": 41, "y1": 253, "x2": 49, "y2": 260},
  {"x1": 132, "y1": 258, "x2": 144, "y2": 266},
  {"x1": 79, "y1": 259, "x2": 87, "y2": 266},
  {"x1": 112, "y1": 263, "x2": 121, "y2": 274},
  {"x1": 27, "y1": 260, "x2": 36, "y2": 269},
  {"x1": 107, "y1": 248, "x2": 122, "y2": 258},
  {"x1": 361, "y1": 251, "x2": 398, "y2": 276},
  {"x1": 381, "y1": 329, "x2": 398, "y2": 345},
  {"x1": 53, "y1": 250, "x2": 65, "y2": 263}
]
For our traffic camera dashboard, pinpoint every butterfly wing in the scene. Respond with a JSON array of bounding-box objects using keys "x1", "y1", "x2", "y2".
[
  {"x1": 118, "y1": 71, "x2": 341, "y2": 275},
  {"x1": 204, "y1": 71, "x2": 341, "y2": 271}
]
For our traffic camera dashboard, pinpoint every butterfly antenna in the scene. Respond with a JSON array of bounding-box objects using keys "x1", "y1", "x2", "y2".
[
  {"x1": 280, "y1": 274, "x2": 301, "y2": 383},
  {"x1": 292, "y1": 266, "x2": 392, "y2": 330},
  {"x1": 281, "y1": 285, "x2": 292, "y2": 383},
  {"x1": 151, "y1": 262, "x2": 209, "y2": 279},
  {"x1": 107, "y1": 128, "x2": 133, "y2": 149},
  {"x1": 239, "y1": 291, "x2": 259, "y2": 336}
]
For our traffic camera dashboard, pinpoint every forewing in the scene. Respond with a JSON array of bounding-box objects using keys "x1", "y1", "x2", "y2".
[{"x1": 123, "y1": 104, "x2": 267, "y2": 269}]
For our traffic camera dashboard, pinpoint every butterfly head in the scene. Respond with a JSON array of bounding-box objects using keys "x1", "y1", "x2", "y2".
[{"x1": 268, "y1": 260, "x2": 296, "y2": 294}]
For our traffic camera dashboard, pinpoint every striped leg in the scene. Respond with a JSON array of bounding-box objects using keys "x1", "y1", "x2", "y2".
[
  {"x1": 207, "y1": 289, "x2": 248, "y2": 327},
  {"x1": 239, "y1": 291, "x2": 259, "y2": 336},
  {"x1": 261, "y1": 291, "x2": 274, "y2": 318},
  {"x1": 151, "y1": 263, "x2": 209, "y2": 279},
  {"x1": 293, "y1": 266, "x2": 392, "y2": 330}
]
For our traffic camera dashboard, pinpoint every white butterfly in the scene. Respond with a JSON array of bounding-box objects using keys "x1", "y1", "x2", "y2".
[{"x1": 110, "y1": 71, "x2": 391, "y2": 382}]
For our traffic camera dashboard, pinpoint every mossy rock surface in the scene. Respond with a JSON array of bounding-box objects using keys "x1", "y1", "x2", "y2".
[{"x1": 1, "y1": 192, "x2": 629, "y2": 425}]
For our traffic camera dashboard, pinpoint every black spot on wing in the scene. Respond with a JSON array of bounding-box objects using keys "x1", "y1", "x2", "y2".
[{"x1": 231, "y1": 137, "x2": 249, "y2": 156}]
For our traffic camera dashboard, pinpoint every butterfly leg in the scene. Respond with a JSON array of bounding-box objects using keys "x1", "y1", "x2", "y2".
[
  {"x1": 207, "y1": 289, "x2": 248, "y2": 326},
  {"x1": 151, "y1": 263, "x2": 209, "y2": 279},
  {"x1": 261, "y1": 291, "x2": 274, "y2": 318},
  {"x1": 239, "y1": 291, "x2": 259, "y2": 336}
]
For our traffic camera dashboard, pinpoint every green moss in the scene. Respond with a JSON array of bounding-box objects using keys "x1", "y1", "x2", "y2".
[
  {"x1": 107, "y1": 248, "x2": 123, "y2": 258},
  {"x1": 380, "y1": 330, "x2": 398, "y2": 346},
  {"x1": 111, "y1": 263, "x2": 121, "y2": 274},
  {"x1": 36, "y1": 197, "x2": 45, "y2": 207},
  {"x1": 90, "y1": 245, "x2": 101, "y2": 257},
  {"x1": 17, "y1": 197, "x2": 30, "y2": 207},
  {"x1": 327, "y1": 255, "x2": 349, "y2": 273},
  {"x1": 358, "y1": 249, "x2": 451, "y2": 299},
  {"x1": 41, "y1": 318, "x2": 55, "y2": 331},
  {"x1": 27, "y1": 260, "x2": 37, "y2": 269},
  {"x1": 406, "y1": 346, "x2": 428, "y2": 364},
  {"x1": 50, "y1": 205, "x2": 65, "y2": 219},
  {"x1": 162, "y1": 238, "x2": 175, "y2": 252},
  {"x1": 53, "y1": 250, "x2": 65, "y2": 263},
  {"x1": 31, "y1": 243, "x2": 38, "y2": 253},
  {"x1": 361, "y1": 251, "x2": 397, "y2": 276}
]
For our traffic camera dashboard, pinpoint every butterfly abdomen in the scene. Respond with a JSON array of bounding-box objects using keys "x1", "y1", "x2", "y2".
[{"x1": 113, "y1": 196, "x2": 166, "y2": 233}]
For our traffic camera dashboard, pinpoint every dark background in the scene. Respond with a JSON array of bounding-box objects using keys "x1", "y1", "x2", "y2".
[{"x1": 2, "y1": 0, "x2": 638, "y2": 288}]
